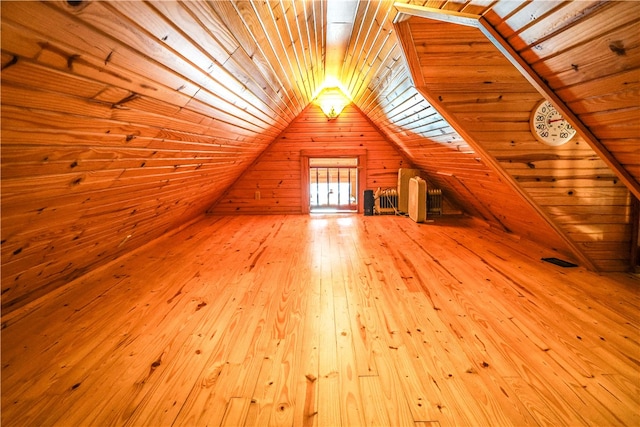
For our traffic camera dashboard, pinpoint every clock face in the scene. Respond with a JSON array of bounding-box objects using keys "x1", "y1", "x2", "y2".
[{"x1": 530, "y1": 100, "x2": 576, "y2": 146}]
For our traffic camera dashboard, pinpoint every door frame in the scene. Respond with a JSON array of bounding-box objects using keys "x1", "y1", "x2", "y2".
[{"x1": 301, "y1": 149, "x2": 367, "y2": 214}]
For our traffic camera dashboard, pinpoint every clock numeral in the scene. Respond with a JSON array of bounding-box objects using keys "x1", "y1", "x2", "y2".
[{"x1": 532, "y1": 100, "x2": 575, "y2": 145}]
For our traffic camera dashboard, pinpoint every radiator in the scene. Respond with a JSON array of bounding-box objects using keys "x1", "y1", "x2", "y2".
[
  {"x1": 374, "y1": 188, "x2": 398, "y2": 214},
  {"x1": 428, "y1": 189, "x2": 443, "y2": 216}
]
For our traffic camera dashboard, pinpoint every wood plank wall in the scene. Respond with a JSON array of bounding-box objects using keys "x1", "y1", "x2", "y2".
[
  {"x1": 356, "y1": 60, "x2": 581, "y2": 262},
  {"x1": 399, "y1": 16, "x2": 634, "y2": 272},
  {"x1": 484, "y1": 0, "x2": 640, "y2": 271},
  {"x1": 0, "y1": 1, "x2": 295, "y2": 313},
  {"x1": 485, "y1": 0, "x2": 640, "y2": 186},
  {"x1": 342, "y1": 0, "x2": 639, "y2": 270},
  {"x1": 210, "y1": 104, "x2": 411, "y2": 214}
]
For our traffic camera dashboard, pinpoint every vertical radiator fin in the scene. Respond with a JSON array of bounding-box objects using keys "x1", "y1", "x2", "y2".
[
  {"x1": 428, "y1": 189, "x2": 443, "y2": 216},
  {"x1": 374, "y1": 188, "x2": 398, "y2": 214}
]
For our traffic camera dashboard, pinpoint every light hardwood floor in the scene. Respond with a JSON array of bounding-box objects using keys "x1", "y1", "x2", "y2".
[{"x1": 2, "y1": 214, "x2": 638, "y2": 426}]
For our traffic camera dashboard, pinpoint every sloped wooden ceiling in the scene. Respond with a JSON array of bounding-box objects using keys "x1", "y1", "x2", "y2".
[
  {"x1": 393, "y1": 1, "x2": 640, "y2": 272},
  {"x1": 0, "y1": 0, "x2": 487, "y2": 313},
  {"x1": 486, "y1": 1, "x2": 640, "y2": 193},
  {"x1": 1, "y1": 0, "x2": 638, "y2": 314}
]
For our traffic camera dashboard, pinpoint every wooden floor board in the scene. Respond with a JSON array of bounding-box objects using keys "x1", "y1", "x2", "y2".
[{"x1": 2, "y1": 214, "x2": 638, "y2": 426}]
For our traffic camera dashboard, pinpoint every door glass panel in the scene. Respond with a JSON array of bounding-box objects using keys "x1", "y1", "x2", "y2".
[
  {"x1": 309, "y1": 158, "x2": 358, "y2": 212},
  {"x1": 309, "y1": 158, "x2": 358, "y2": 167}
]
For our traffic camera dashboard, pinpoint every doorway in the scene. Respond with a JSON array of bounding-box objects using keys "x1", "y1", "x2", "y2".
[{"x1": 308, "y1": 157, "x2": 358, "y2": 213}]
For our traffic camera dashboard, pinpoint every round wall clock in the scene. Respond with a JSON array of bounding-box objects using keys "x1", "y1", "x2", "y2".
[{"x1": 530, "y1": 100, "x2": 576, "y2": 146}]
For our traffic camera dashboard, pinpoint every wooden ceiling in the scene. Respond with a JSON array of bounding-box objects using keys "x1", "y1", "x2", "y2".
[
  {"x1": 392, "y1": 1, "x2": 640, "y2": 271},
  {"x1": 1, "y1": 0, "x2": 639, "y2": 313}
]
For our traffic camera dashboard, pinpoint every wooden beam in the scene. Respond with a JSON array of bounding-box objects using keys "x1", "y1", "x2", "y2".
[{"x1": 393, "y1": 3, "x2": 480, "y2": 27}]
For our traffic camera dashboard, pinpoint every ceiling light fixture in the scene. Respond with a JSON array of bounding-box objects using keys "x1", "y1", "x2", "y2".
[{"x1": 314, "y1": 86, "x2": 350, "y2": 120}]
